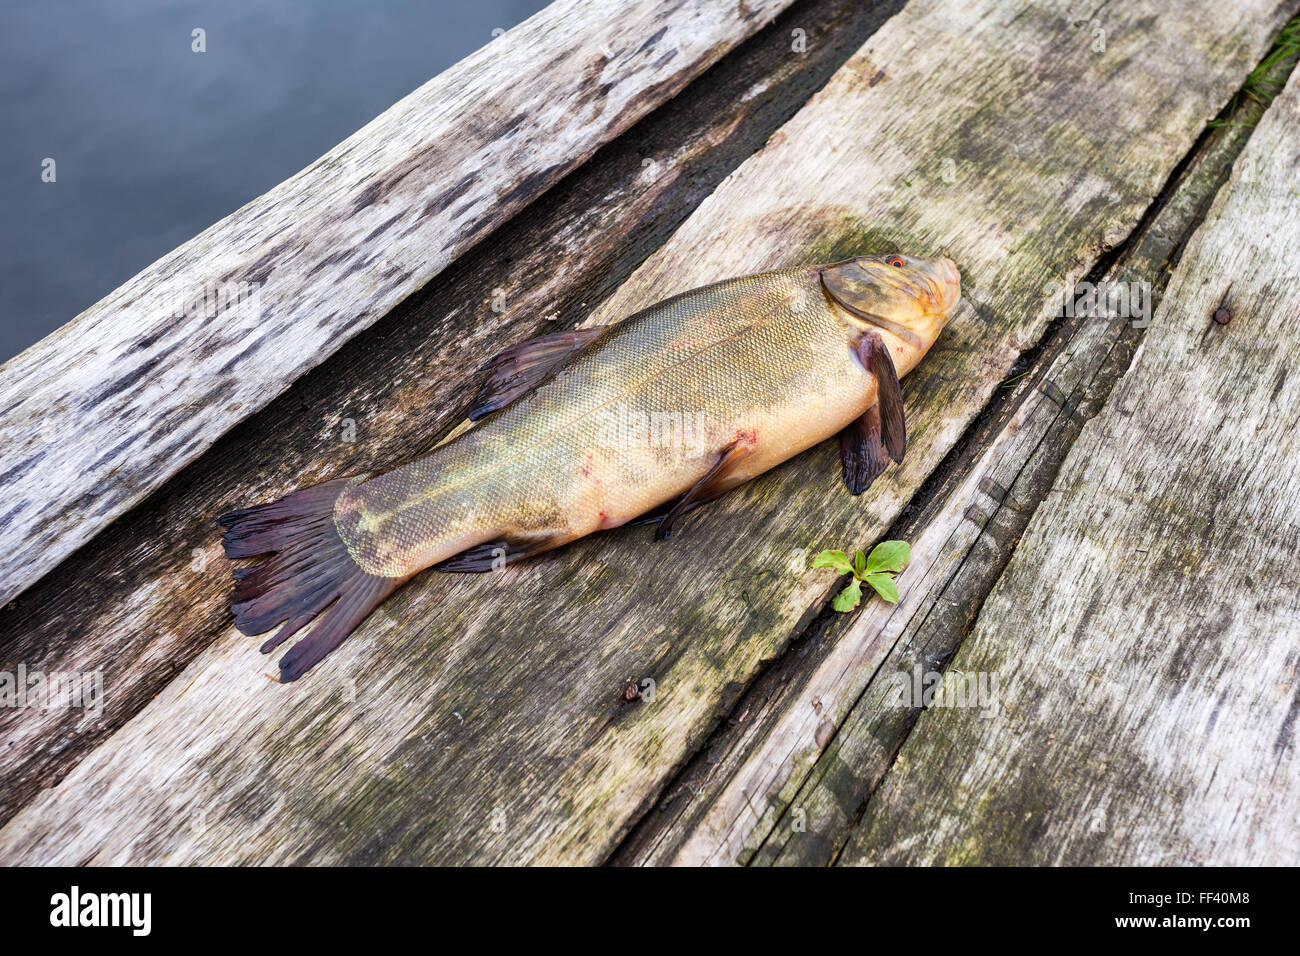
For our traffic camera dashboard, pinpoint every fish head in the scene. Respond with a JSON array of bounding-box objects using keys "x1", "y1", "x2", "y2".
[{"x1": 819, "y1": 254, "x2": 961, "y2": 374}]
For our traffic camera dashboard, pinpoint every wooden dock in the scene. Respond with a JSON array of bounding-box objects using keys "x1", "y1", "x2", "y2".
[{"x1": 1, "y1": 0, "x2": 1298, "y2": 865}]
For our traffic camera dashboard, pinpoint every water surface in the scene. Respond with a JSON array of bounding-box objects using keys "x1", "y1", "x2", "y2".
[{"x1": 0, "y1": 0, "x2": 549, "y2": 362}]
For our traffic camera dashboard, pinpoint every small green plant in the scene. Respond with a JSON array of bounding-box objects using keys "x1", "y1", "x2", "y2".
[
  {"x1": 1209, "y1": 15, "x2": 1300, "y2": 128},
  {"x1": 812, "y1": 540, "x2": 910, "y2": 612}
]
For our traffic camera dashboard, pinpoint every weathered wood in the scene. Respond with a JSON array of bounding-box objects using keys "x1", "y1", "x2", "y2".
[
  {"x1": 0, "y1": 0, "x2": 795, "y2": 608},
  {"x1": 614, "y1": 47, "x2": 1283, "y2": 866},
  {"x1": 0, "y1": 0, "x2": 1289, "y2": 866},
  {"x1": 0, "y1": 0, "x2": 902, "y2": 843},
  {"x1": 835, "y1": 60, "x2": 1300, "y2": 867}
]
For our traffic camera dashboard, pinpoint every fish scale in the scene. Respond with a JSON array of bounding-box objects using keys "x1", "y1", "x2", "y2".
[
  {"x1": 333, "y1": 269, "x2": 871, "y2": 577},
  {"x1": 218, "y1": 254, "x2": 960, "y2": 681}
]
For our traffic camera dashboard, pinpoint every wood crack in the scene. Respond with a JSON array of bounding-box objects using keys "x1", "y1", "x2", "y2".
[{"x1": 609, "y1": 9, "x2": 1300, "y2": 866}]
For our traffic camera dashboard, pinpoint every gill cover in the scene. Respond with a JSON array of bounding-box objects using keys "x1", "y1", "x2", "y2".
[
  {"x1": 817, "y1": 254, "x2": 961, "y2": 375},
  {"x1": 821, "y1": 253, "x2": 957, "y2": 321}
]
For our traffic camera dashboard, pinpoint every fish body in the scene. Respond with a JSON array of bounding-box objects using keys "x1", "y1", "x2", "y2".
[{"x1": 220, "y1": 255, "x2": 960, "y2": 680}]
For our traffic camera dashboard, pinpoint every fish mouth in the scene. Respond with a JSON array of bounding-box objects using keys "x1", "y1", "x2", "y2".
[{"x1": 926, "y1": 256, "x2": 962, "y2": 319}]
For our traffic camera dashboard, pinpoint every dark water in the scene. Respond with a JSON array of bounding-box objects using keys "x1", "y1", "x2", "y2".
[{"x1": 0, "y1": 0, "x2": 549, "y2": 363}]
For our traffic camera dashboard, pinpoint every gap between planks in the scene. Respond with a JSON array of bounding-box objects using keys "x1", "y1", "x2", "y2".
[
  {"x1": 609, "y1": 7, "x2": 1300, "y2": 867},
  {"x1": 0, "y1": 0, "x2": 795, "y2": 609},
  {"x1": 0, "y1": 0, "x2": 1291, "y2": 867},
  {"x1": 837, "y1": 51, "x2": 1300, "y2": 866},
  {"x1": 0, "y1": 0, "x2": 903, "y2": 840}
]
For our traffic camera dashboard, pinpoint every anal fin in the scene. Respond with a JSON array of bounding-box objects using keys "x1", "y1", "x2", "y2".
[
  {"x1": 469, "y1": 326, "x2": 607, "y2": 420},
  {"x1": 434, "y1": 535, "x2": 556, "y2": 573}
]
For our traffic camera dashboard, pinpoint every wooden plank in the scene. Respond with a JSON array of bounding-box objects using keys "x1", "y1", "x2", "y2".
[
  {"x1": 0, "y1": 0, "x2": 902, "y2": 844},
  {"x1": 0, "y1": 0, "x2": 795, "y2": 608},
  {"x1": 835, "y1": 60, "x2": 1300, "y2": 866},
  {"x1": 0, "y1": 0, "x2": 1287, "y2": 866},
  {"x1": 615, "y1": 42, "x2": 1284, "y2": 865}
]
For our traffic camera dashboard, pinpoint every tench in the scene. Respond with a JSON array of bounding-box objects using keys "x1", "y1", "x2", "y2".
[{"x1": 219, "y1": 254, "x2": 961, "y2": 680}]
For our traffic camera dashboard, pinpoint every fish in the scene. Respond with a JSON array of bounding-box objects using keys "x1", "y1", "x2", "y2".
[{"x1": 218, "y1": 254, "x2": 961, "y2": 681}]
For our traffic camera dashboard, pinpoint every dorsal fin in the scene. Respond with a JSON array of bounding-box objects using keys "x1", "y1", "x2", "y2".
[{"x1": 468, "y1": 326, "x2": 607, "y2": 420}]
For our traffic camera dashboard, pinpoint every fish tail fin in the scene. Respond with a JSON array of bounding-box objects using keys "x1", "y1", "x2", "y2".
[{"x1": 217, "y1": 478, "x2": 404, "y2": 682}]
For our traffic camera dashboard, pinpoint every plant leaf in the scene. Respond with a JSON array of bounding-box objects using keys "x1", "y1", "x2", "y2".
[
  {"x1": 865, "y1": 540, "x2": 910, "y2": 574},
  {"x1": 853, "y1": 549, "x2": 866, "y2": 576},
  {"x1": 812, "y1": 549, "x2": 853, "y2": 574},
  {"x1": 832, "y1": 578, "x2": 862, "y2": 612},
  {"x1": 863, "y1": 572, "x2": 899, "y2": 604}
]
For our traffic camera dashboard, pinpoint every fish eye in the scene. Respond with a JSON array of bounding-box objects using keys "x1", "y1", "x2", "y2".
[{"x1": 886, "y1": 256, "x2": 904, "y2": 268}]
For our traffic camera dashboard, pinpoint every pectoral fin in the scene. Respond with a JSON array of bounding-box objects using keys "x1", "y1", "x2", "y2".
[
  {"x1": 855, "y1": 332, "x2": 905, "y2": 462},
  {"x1": 655, "y1": 439, "x2": 753, "y2": 541},
  {"x1": 840, "y1": 404, "x2": 890, "y2": 495},
  {"x1": 469, "y1": 326, "x2": 608, "y2": 420}
]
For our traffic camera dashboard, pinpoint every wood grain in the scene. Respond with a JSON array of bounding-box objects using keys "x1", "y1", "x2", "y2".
[
  {"x1": 0, "y1": 0, "x2": 1290, "y2": 866},
  {"x1": 836, "y1": 58, "x2": 1300, "y2": 867},
  {"x1": 616, "y1": 51, "x2": 1282, "y2": 865},
  {"x1": 0, "y1": 0, "x2": 902, "y2": 846},
  {"x1": 0, "y1": 0, "x2": 794, "y2": 608}
]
